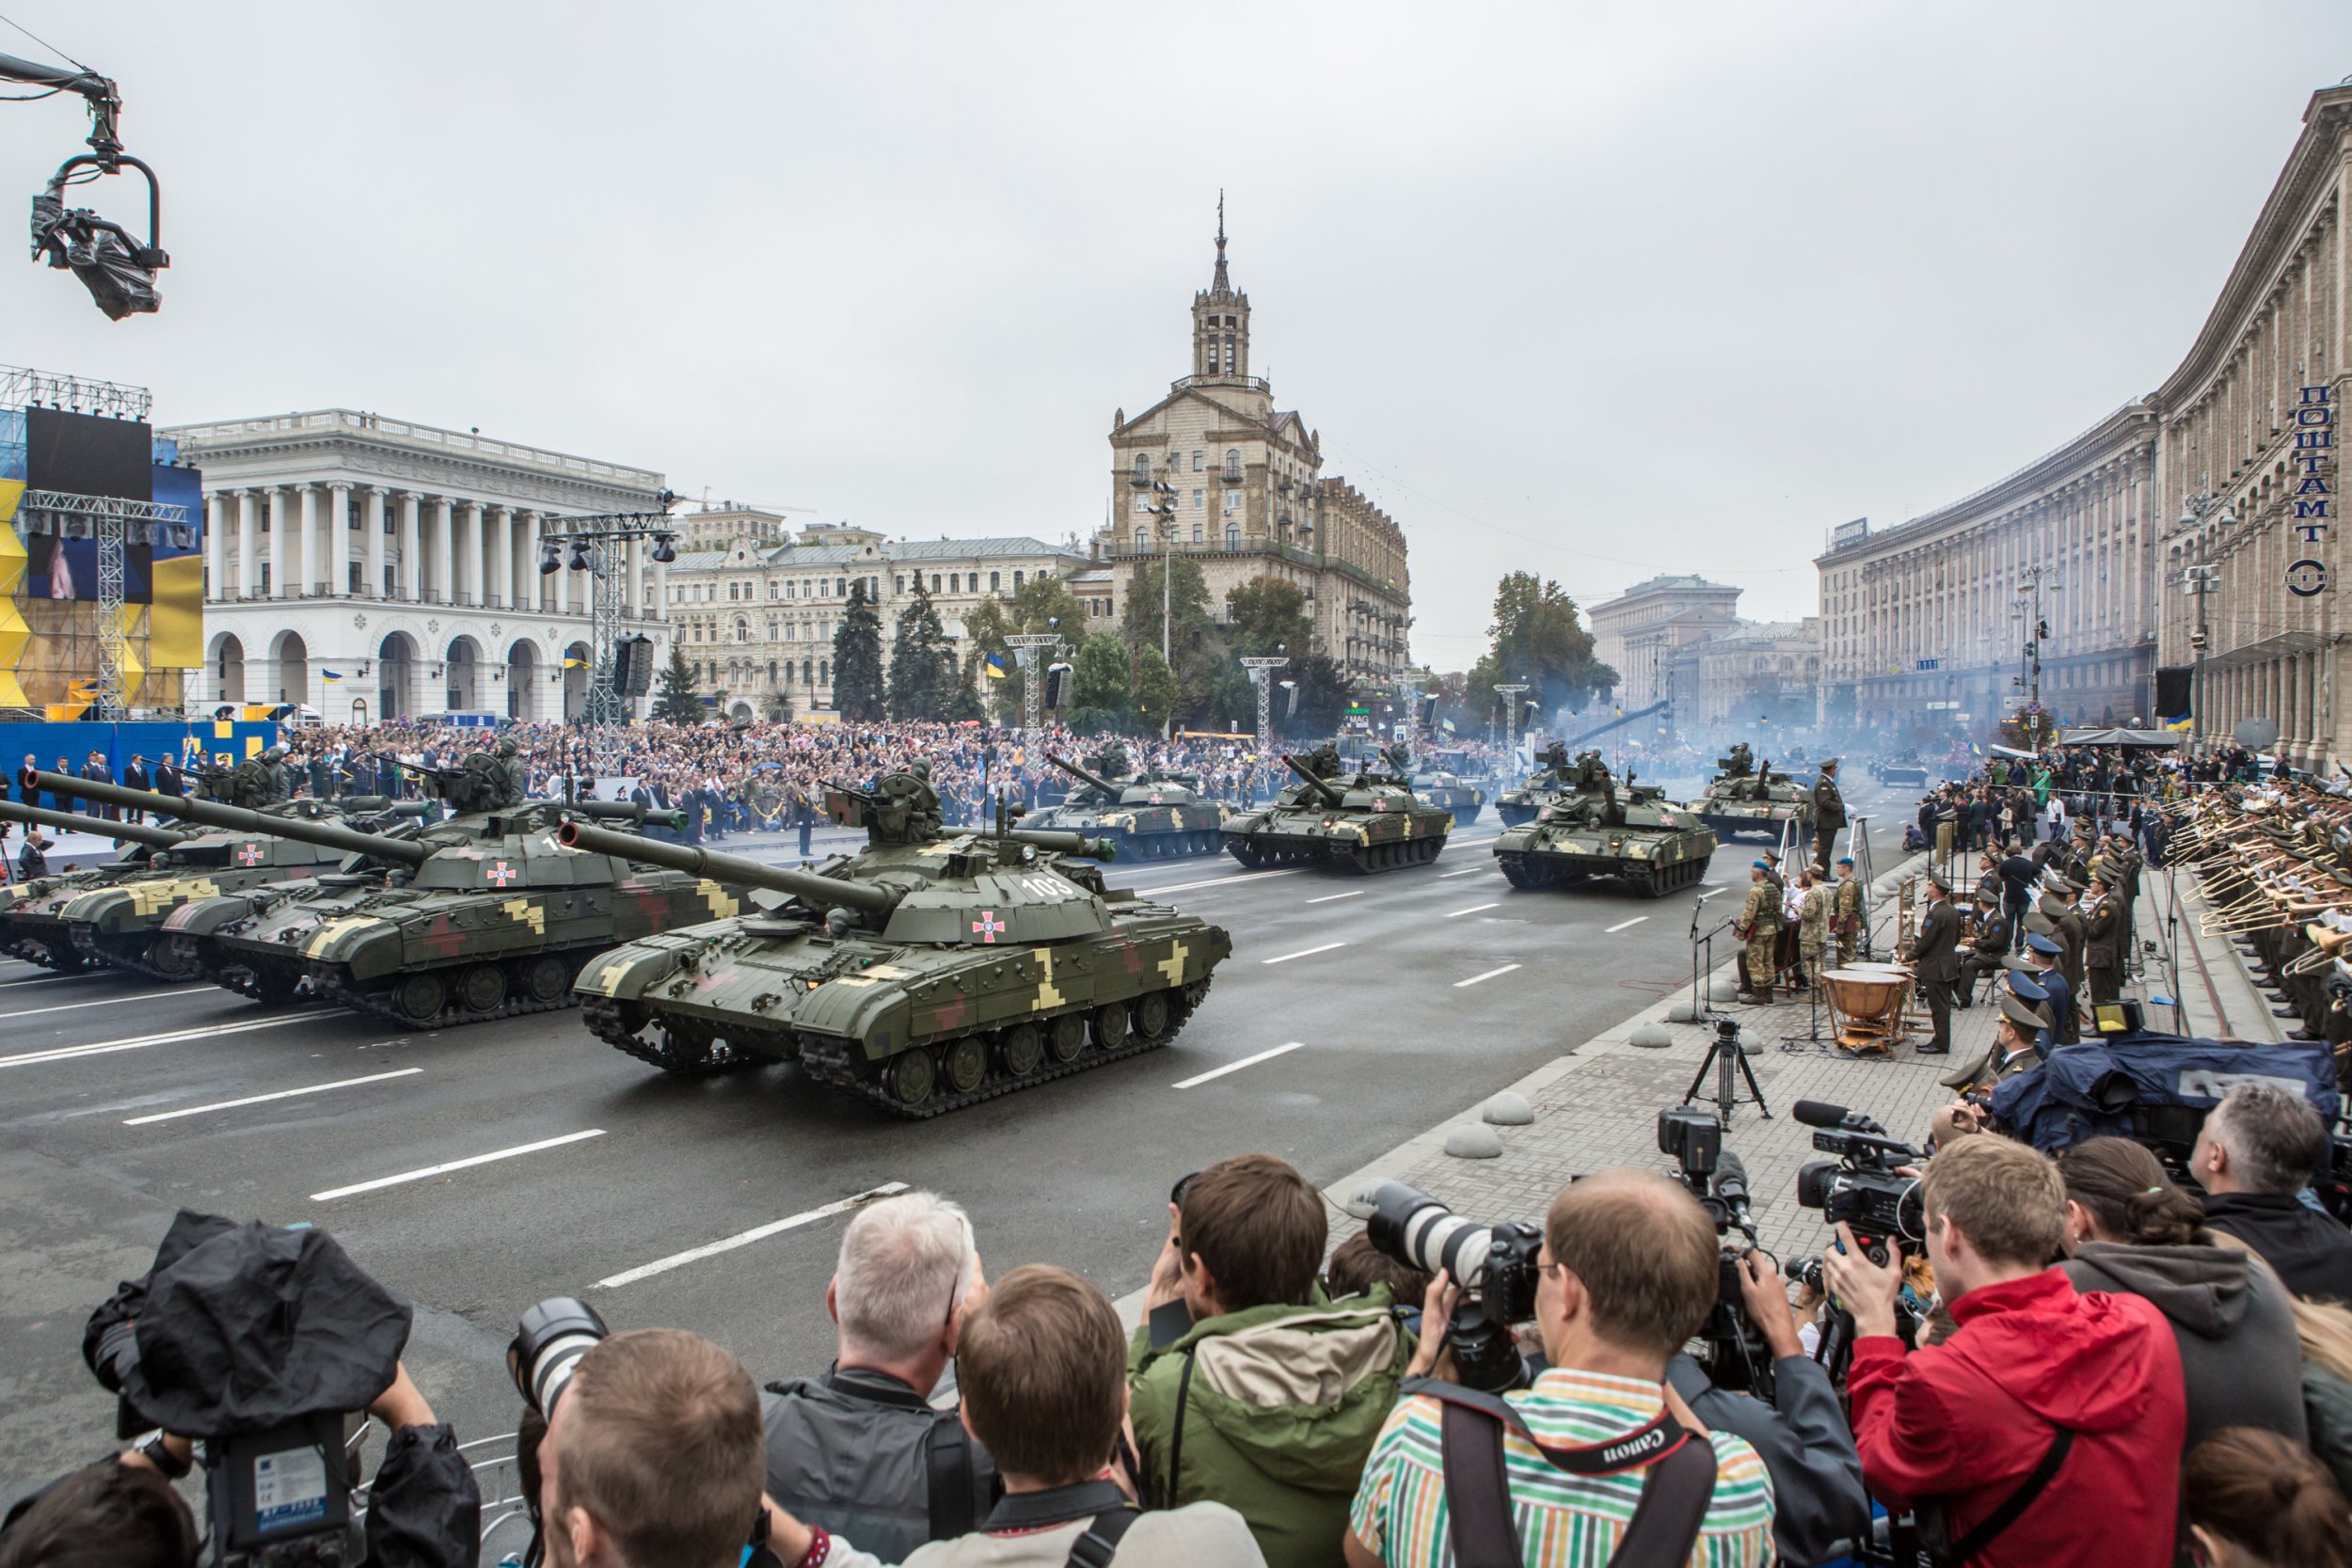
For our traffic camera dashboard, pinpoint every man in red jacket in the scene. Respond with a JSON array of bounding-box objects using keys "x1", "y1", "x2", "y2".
[{"x1": 1821, "y1": 1134, "x2": 2186, "y2": 1567}]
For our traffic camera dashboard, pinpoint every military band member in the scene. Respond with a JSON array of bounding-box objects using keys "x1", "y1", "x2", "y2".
[
  {"x1": 2019, "y1": 928, "x2": 2076, "y2": 1047},
  {"x1": 2082, "y1": 869, "x2": 2122, "y2": 1006},
  {"x1": 1938, "y1": 970, "x2": 2057, "y2": 1094},
  {"x1": 1913, "y1": 870, "x2": 1962, "y2": 1056}
]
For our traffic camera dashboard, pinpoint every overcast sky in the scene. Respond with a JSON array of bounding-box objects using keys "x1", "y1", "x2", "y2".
[{"x1": 6, "y1": 3, "x2": 2348, "y2": 670}]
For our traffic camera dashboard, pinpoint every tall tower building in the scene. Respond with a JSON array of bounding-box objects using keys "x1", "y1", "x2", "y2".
[{"x1": 1189, "y1": 197, "x2": 1250, "y2": 385}]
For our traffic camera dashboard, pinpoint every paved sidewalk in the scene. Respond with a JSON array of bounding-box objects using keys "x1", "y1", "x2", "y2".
[{"x1": 1319, "y1": 852, "x2": 2193, "y2": 1269}]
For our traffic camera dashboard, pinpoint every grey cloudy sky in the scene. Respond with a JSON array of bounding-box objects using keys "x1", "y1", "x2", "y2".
[{"x1": 6, "y1": 2, "x2": 2348, "y2": 671}]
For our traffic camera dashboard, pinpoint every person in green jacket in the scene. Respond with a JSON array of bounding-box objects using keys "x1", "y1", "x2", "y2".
[{"x1": 1131, "y1": 1154, "x2": 1418, "y2": 1568}]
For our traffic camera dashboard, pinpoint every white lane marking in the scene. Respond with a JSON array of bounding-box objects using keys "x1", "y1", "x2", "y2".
[
  {"x1": 0, "y1": 1011, "x2": 348, "y2": 1069},
  {"x1": 1439, "y1": 866, "x2": 1486, "y2": 878},
  {"x1": 1454, "y1": 965, "x2": 1522, "y2": 988},
  {"x1": 0, "y1": 971, "x2": 103, "y2": 990},
  {"x1": 1306, "y1": 890, "x2": 1365, "y2": 904},
  {"x1": 312, "y1": 1129, "x2": 606, "y2": 1202},
  {"x1": 597, "y1": 1181, "x2": 912, "y2": 1288},
  {"x1": 1446, "y1": 903, "x2": 1500, "y2": 918},
  {"x1": 1174, "y1": 1041, "x2": 1304, "y2": 1088},
  {"x1": 1263, "y1": 942, "x2": 1346, "y2": 965},
  {"x1": 1701, "y1": 883, "x2": 1724, "y2": 891},
  {"x1": 1606, "y1": 916, "x2": 1649, "y2": 933},
  {"x1": 0, "y1": 986, "x2": 210, "y2": 1022},
  {"x1": 125, "y1": 1068, "x2": 422, "y2": 1126},
  {"x1": 1697, "y1": 886, "x2": 1731, "y2": 902},
  {"x1": 1136, "y1": 868, "x2": 1302, "y2": 896}
]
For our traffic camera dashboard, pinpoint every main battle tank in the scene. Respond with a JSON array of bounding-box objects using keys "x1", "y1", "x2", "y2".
[
  {"x1": 46, "y1": 755, "x2": 728, "y2": 1024},
  {"x1": 1495, "y1": 742, "x2": 1575, "y2": 828},
  {"x1": 0, "y1": 801, "x2": 197, "y2": 971},
  {"x1": 1493, "y1": 750, "x2": 1717, "y2": 895},
  {"x1": 1221, "y1": 746, "x2": 1453, "y2": 873},
  {"x1": 1024, "y1": 749, "x2": 1227, "y2": 861},
  {"x1": 568, "y1": 778, "x2": 1232, "y2": 1118},
  {"x1": 1692, "y1": 742, "x2": 1813, "y2": 842},
  {"x1": 2, "y1": 785, "x2": 414, "y2": 979},
  {"x1": 1408, "y1": 769, "x2": 1486, "y2": 824}
]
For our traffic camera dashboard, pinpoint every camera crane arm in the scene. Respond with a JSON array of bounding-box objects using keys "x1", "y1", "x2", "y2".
[{"x1": 5, "y1": 49, "x2": 167, "y2": 318}]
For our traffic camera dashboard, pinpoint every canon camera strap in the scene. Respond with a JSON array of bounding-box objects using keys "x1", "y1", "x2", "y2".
[{"x1": 1406, "y1": 1379, "x2": 1716, "y2": 1568}]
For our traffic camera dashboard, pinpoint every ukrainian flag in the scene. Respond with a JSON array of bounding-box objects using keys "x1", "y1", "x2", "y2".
[
  {"x1": 983, "y1": 651, "x2": 1009, "y2": 680},
  {"x1": 322, "y1": 669, "x2": 344, "y2": 684}
]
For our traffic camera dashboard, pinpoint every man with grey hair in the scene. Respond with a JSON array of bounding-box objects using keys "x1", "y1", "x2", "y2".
[
  {"x1": 762, "y1": 1190, "x2": 999, "y2": 1560},
  {"x1": 2191, "y1": 1083, "x2": 2352, "y2": 1305}
]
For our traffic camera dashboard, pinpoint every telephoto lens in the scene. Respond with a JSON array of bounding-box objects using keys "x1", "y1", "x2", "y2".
[
  {"x1": 1365, "y1": 1181, "x2": 1494, "y2": 1291},
  {"x1": 509, "y1": 1297, "x2": 609, "y2": 1416}
]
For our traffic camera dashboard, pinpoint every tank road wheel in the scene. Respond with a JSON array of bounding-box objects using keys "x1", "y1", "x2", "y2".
[
  {"x1": 889, "y1": 1048, "x2": 936, "y2": 1108},
  {"x1": 251, "y1": 966, "x2": 302, "y2": 1006},
  {"x1": 1133, "y1": 990, "x2": 1172, "y2": 1045},
  {"x1": 1047, "y1": 1012, "x2": 1088, "y2": 1063},
  {"x1": 393, "y1": 972, "x2": 446, "y2": 1023},
  {"x1": 459, "y1": 962, "x2": 508, "y2": 1013},
  {"x1": 999, "y1": 1022, "x2": 1044, "y2": 1079},
  {"x1": 1228, "y1": 840, "x2": 1264, "y2": 868},
  {"x1": 1690, "y1": 856, "x2": 1711, "y2": 885},
  {"x1": 1419, "y1": 836, "x2": 1443, "y2": 863},
  {"x1": 147, "y1": 935, "x2": 201, "y2": 980},
  {"x1": 521, "y1": 955, "x2": 570, "y2": 1004},
  {"x1": 1092, "y1": 1001, "x2": 1129, "y2": 1053},
  {"x1": 943, "y1": 1035, "x2": 988, "y2": 1096}
]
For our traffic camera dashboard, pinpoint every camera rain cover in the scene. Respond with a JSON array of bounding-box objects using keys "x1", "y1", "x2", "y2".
[{"x1": 117, "y1": 1211, "x2": 411, "y2": 1436}]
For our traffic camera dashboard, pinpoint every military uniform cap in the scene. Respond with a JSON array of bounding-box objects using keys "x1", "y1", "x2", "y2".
[
  {"x1": 1752, "y1": 859, "x2": 1771, "y2": 870},
  {"x1": 2026, "y1": 930, "x2": 2063, "y2": 958},
  {"x1": 1836, "y1": 855, "x2": 1853, "y2": 866},
  {"x1": 1761, "y1": 847, "x2": 1780, "y2": 863},
  {"x1": 2024, "y1": 910, "x2": 2059, "y2": 939},
  {"x1": 2006, "y1": 970, "x2": 2050, "y2": 1004},
  {"x1": 1925, "y1": 870, "x2": 1950, "y2": 894},
  {"x1": 1998, "y1": 990, "x2": 2054, "y2": 1034},
  {"x1": 1821, "y1": 757, "x2": 1839, "y2": 771}
]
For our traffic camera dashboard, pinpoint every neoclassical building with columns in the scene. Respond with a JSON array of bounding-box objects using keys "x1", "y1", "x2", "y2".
[{"x1": 162, "y1": 409, "x2": 672, "y2": 723}]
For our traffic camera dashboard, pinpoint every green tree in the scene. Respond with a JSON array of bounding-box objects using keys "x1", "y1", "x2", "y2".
[
  {"x1": 887, "y1": 580, "x2": 961, "y2": 721},
  {"x1": 831, "y1": 579, "x2": 886, "y2": 721},
  {"x1": 1130, "y1": 645, "x2": 1180, "y2": 733},
  {"x1": 651, "y1": 641, "x2": 706, "y2": 724},
  {"x1": 1279, "y1": 652, "x2": 1354, "y2": 739},
  {"x1": 1467, "y1": 571, "x2": 1618, "y2": 719},
  {"x1": 1122, "y1": 555, "x2": 1219, "y2": 723},
  {"x1": 1222, "y1": 575, "x2": 1312, "y2": 659},
  {"x1": 1067, "y1": 632, "x2": 1134, "y2": 734},
  {"x1": 962, "y1": 574, "x2": 1088, "y2": 721}
]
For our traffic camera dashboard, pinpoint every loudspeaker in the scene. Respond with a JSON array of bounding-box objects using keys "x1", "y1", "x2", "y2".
[
  {"x1": 2154, "y1": 666, "x2": 2192, "y2": 717},
  {"x1": 1042, "y1": 661, "x2": 1072, "y2": 709},
  {"x1": 612, "y1": 636, "x2": 657, "y2": 696}
]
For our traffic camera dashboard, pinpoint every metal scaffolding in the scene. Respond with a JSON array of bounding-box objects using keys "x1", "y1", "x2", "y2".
[
  {"x1": 1242, "y1": 656, "x2": 1289, "y2": 750},
  {"x1": 535, "y1": 513, "x2": 678, "y2": 768},
  {"x1": 15, "y1": 487, "x2": 188, "y2": 716},
  {"x1": 0, "y1": 363, "x2": 152, "y2": 420},
  {"x1": 1007, "y1": 633, "x2": 1062, "y2": 731}
]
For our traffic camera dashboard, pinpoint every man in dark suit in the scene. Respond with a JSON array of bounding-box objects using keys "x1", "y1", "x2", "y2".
[
  {"x1": 1996, "y1": 845, "x2": 2038, "y2": 952},
  {"x1": 78, "y1": 750, "x2": 116, "y2": 821},
  {"x1": 1913, "y1": 870, "x2": 1962, "y2": 1056},
  {"x1": 154, "y1": 754, "x2": 184, "y2": 800},
  {"x1": 121, "y1": 754, "x2": 151, "y2": 823}
]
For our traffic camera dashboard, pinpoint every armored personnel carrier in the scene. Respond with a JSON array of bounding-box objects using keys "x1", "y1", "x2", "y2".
[
  {"x1": 1220, "y1": 745, "x2": 1452, "y2": 873},
  {"x1": 569, "y1": 777, "x2": 1232, "y2": 1118},
  {"x1": 4, "y1": 782, "x2": 417, "y2": 979},
  {"x1": 1408, "y1": 769, "x2": 1486, "y2": 825},
  {"x1": 1495, "y1": 741, "x2": 1575, "y2": 828},
  {"x1": 1025, "y1": 747, "x2": 1227, "y2": 860},
  {"x1": 1692, "y1": 742, "x2": 1813, "y2": 842},
  {"x1": 1493, "y1": 750, "x2": 1716, "y2": 895},
  {"x1": 46, "y1": 752, "x2": 720, "y2": 1023}
]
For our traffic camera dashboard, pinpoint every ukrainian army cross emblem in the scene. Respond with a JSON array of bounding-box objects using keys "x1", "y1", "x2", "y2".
[
  {"x1": 487, "y1": 862, "x2": 518, "y2": 887},
  {"x1": 237, "y1": 844, "x2": 264, "y2": 865},
  {"x1": 972, "y1": 911, "x2": 1005, "y2": 943}
]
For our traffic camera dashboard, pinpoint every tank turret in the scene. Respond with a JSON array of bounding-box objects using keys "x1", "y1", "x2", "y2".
[
  {"x1": 1026, "y1": 754, "x2": 1227, "y2": 861},
  {"x1": 1281, "y1": 752, "x2": 1348, "y2": 809}
]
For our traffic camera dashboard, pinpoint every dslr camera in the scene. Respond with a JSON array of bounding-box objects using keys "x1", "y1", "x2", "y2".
[
  {"x1": 1791, "y1": 1099, "x2": 1926, "y2": 1263},
  {"x1": 1658, "y1": 1107, "x2": 1777, "y2": 1399},
  {"x1": 1364, "y1": 1181, "x2": 1541, "y2": 1393}
]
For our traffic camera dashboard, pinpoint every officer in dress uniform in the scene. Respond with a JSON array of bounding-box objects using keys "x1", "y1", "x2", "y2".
[
  {"x1": 1939, "y1": 970, "x2": 2058, "y2": 1094},
  {"x1": 1811, "y1": 757, "x2": 1846, "y2": 875},
  {"x1": 1913, "y1": 869, "x2": 1962, "y2": 1057},
  {"x1": 2016, "y1": 928, "x2": 2075, "y2": 1047},
  {"x1": 2082, "y1": 869, "x2": 2122, "y2": 1007}
]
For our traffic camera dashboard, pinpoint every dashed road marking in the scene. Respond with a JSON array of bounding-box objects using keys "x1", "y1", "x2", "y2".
[
  {"x1": 1454, "y1": 965, "x2": 1522, "y2": 988},
  {"x1": 0, "y1": 986, "x2": 211, "y2": 1022},
  {"x1": 598, "y1": 1181, "x2": 912, "y2": 1288},
  {"x1": 312, "y1": 1129, "x2": 606, "y2": 1202},
  {"x1": 1139, "y1": 868, "x2": 1303, "y2": 896},
  {"x1": 126, "y1": 1068, "x2": 422, "y2": 1126},
  {"x1": 1263, "y1": 942, "x2": 1346, "y2": 965},
  {"x1": 1438, "y1": 866, "x2": 1486, "y2": 879},
  {"x1": 0, "y1": 1011, "x2": 348, "y2": 1069},
  {"x1": 1174, "y1": 1041, "x2": 1304, "y2": 1088},
  {"x1": 1606, "y1": 916, "x2": 1648, "y2": 933},
  {"x1": 1445, "y1": 903, "x2": 1500, "y2": 918},
  {"x1": 1307, "y1": 890, "x2": 1366, "y2": 904}
]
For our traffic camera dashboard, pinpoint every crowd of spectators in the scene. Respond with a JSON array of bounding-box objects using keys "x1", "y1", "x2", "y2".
[{"x1": 11, "y1": 1074, "x2": 2352, "y2": 1568}]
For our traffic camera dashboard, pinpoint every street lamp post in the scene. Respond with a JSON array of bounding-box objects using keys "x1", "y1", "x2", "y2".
[{"x1": 2177, "y1": 493, "x2": 2235, "y2": 754}]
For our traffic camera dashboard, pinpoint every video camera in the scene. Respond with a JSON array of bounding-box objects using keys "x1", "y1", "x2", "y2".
[
  {"x1": 1791, "y1": 1099, "x2": 1925, "y2": 1265},
  {"x1": 1658, "y1": 1108, "x2": 1777, "y2": 1398},
  {"x1": 1364, "y1": 1182, "x2": 1541, "y2": 1393}
]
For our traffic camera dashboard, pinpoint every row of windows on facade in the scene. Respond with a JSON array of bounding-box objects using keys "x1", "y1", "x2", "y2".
[
  {"x1": 1134, "y1": 451, "x2": 1247, "y2": 483},
  {"x1": 677, "y1": 568, "x2": 1045, "y2": 605},
  {"x1": 1135, "y1": 523, "x2": 1250, "y2": 551},
  {"x1": 691, "y1": 658, "x2": 828, "y2": 688}
]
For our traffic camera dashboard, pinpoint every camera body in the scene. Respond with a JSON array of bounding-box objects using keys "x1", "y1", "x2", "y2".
[
  {"x1": 1793, "y1": 1102, "x2": 1927, "y2": 1263},
  {"x1": 1364, "y1": 1182, "x2": 1542, "y2": 1393},
  {"x1": 1658, "y1": 1110, "x2": 1775, "y2": 1397}
]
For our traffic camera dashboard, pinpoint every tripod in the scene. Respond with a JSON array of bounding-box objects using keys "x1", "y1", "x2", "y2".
[{"x1": 1682, "y1": 1019, "x2": 1772, "y2": 1128}]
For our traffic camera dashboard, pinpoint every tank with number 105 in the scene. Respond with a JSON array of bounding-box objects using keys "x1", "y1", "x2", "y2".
[{"x1": 569, "y1": 774, "x2": 1232, "y2": 1119}]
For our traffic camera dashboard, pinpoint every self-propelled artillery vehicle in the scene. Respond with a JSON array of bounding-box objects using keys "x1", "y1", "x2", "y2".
[
  {"x1": 1025, "y1": 748, "x2": 1228, "y2": 861},
  {"x1": 47, "y1": 755, "x2": 722, "y2": 1024},
  {"x1": 5, "y1": 779, "x2": 421, "y2": 980},
  {"x1": 1692, "y1": 742, "x2": 1813, "y2": 843},
  {"x1": 1495, "y1": 741, "x2": 1575, "y2": 828},
  {"x1": 1220, "y1": 746, "x2": 1452, "y2": 873},
  {"x1": 1493, "y1": 750, "x2": 1717, "y2": 895},
  {"x1": 568, "y1": 775, "x2": 1232, "y2": 1118}
]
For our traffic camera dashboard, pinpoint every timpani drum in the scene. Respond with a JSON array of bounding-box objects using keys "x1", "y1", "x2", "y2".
[{"x1": 1822, "y1": 967, "x2": 1909, "y2": 1053}]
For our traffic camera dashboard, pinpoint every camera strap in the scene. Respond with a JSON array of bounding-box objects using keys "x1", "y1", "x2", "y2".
[
  {"x1": 1408, "y1": 1381, "x2": 1715, "y2": 1568},
  {"x1": 1915, "y1": 1423, "x2": 2074, "y2": 1567}
]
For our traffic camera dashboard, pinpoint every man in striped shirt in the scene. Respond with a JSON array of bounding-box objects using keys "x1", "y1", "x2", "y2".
[{"x1": 1344, "y1": 1170, "x2": 1776, "y2": 1567}]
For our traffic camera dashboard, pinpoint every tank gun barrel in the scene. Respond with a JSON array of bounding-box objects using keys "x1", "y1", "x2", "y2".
[
  {"x1": 564, "y1": 799, "x2": 687, "y2": 830},
  {"x1": 1281, "y1": 753, "x2": 1345, "y2": 806},
  {"x1": 0, "y1": 798, "x2": 190, "y2": 848},
  {"x1": 22, "y1": 768, "x2": 432, "y2": 866},
  {"x1": 1044, "y1": 752, "x2": 1119, "y2": 797},
  {"x1": 1005, "y1": 827, "x2": 1118, "y2": 860},
  {"x1": 556, "y1": 819, "x2": 898, "y2": 914}
]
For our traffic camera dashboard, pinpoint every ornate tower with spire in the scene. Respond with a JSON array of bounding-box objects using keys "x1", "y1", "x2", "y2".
[{"x1": 1189, "y1": 194, "x2": 1250, "y2": 384}]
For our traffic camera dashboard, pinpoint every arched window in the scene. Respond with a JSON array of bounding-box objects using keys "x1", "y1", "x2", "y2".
[
  {"x1": 818, "y1": 659, "x2": 830, "y2": 685},
  {"x1": 1223, "y1": 450, "x2": 1242, "y2": 481},
  {"x1": 768, "y1": 660, "x2": 777, "y2": 684},
  {"x1": 1132, "y1": 453, "x2": 1150, "y2": 483},
  {"x1": 736, "y1": 618, "x2": 750, "y2": 642},
  {"x1": 989, "y1": 571, "x2": 1000, "y2": 591},
  {"x1": 930, "y1": 574, "x2": 942, "y2": 594},
  {"x1": 1226, "y1": 524, "x2": 1241, "y2": 549},
  {"x1": 801, "y1": 658, "x2": 812, "y2": 684},
  {"x1": 1134, "y1": 529, "x2": 1148, "y2": 550},
  {"x1": 1012, "y1": 570, "x2": 1024, "y2": 588}
]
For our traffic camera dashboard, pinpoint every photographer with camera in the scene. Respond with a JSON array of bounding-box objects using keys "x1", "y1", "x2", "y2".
[
  {"x1": 2190, "y1": 1084, "x2": 2352, "y2": 1307},
  {"x1": 1823, "y1": 1135, "x2": 2187, "y2": 1568},
  {"x1": 0, "y1": 1210, "x2": 479, "y2": 1568},
  {"x1": 1345, "y1": 1170, "x2": 1776, "y2": 1568},
  {"x1": 759, "y1": 1193, "x2": 998, "y2": 1560},
  {"x1": 1132, "y1": 1155, "x2": 1412, "y2": 1568}
]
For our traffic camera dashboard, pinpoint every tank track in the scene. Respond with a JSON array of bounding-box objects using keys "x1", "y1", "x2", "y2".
[
  {"x1": 1115, "y1": 829, "x2": 1226, "y2": 861},
  {"x1": 1498, "y1": 851, "x2": 1709, "y2": 897},
  {"x1": 2, "y1": 933, "x2": 81, "y2": 971},
  {"x1": 582, "y1": 995, "x2": 771, "y2": 1077},
  {"x1": 66, "y1": 923, "x2": 201, "y2": 983},
  {"x1": 310, "y1": 952, "x2": 587, "y2": 1030},
  {"x1": 1229, "y1": 836, "x2": 1443, "y2": 874},
  {"x1": 798, "y1": 976, "x2": 1213, "y2": 1118}
]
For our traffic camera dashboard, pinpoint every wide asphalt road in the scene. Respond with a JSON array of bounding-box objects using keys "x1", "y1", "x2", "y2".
[{"x1": 0, "y1": 779, "x2": 1914, "y2": 1485}]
